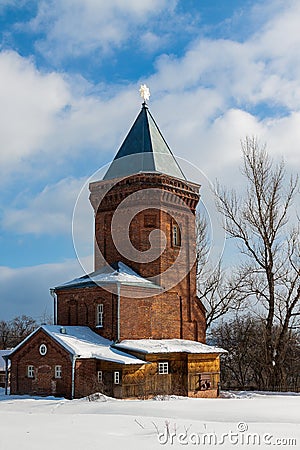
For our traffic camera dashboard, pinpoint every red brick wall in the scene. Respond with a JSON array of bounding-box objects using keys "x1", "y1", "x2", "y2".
[
  {"x1": 119, "y1": 287, "x2": 181, "y2": 340},
  {"x1": 88, "y1": 173, "x2": 207, "y2": 343},
  {"x1": 74, "y1": 359, "x2": 98, "y2": 398},
  {"x1": 10, "y1": 329, "x2": 72, "y2": 398},
  {"x1": 56, "y1": 282, "x2": 205, "y2": 342},
  {"x1": 56, "y1": 286, "x2": 118, "y2": 340},
  {"x1": 90, "y1": 174, "x2": 199, "y2": 275}
]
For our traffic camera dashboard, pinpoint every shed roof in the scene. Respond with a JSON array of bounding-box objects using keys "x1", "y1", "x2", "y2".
[
  {"x1": 115, "y1": 339, "x2": 227, "y2": 355},
  {"x1": 103, "y1": 103, "x2": 186, "y2": 181}
]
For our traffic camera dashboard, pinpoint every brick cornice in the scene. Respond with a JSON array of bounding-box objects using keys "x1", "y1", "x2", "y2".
[{"x1": 90, "y1": 173, "x2": 200, "y2": 213}]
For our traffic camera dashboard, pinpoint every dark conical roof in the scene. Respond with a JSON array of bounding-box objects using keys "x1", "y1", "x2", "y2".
[{"x1": 103, "y1": 103, "x2": 186, "y2": 180}]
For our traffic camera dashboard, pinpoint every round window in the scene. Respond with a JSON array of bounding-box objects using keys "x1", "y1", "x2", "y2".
[{"x1": 39, "y1": 344, "x2": 47, "y2": 356}]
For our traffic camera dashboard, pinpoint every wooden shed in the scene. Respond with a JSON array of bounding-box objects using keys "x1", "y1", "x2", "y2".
[{"x1": 114, "y1": 339, "x2": 226, "y2": 398}]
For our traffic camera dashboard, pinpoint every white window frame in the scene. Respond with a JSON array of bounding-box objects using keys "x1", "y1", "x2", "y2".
[
  {"x1": 97, "y1": 370, "x2": 103, "y2": 383},
  {"x1": 172, "y1": 224, "x2": 180, "y2": 246},
  {"x1": 114, "y1": 371, "x2": 120, "y2": 384},
  {"x1": 96, "y1": 303, "x2": 104, "y2": 327},
  {"x1": 55, "y1": 365, "x2": 62, "y2": 379},
  {"x1": 27, "y1": 365, "x2": 34, "y2": 378},
  {"x1": 158, "y1": 362, "x2": 169, "y2": 375}
]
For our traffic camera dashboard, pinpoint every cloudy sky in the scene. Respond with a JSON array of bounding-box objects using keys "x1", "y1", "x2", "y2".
[{"x1": 0, "y1": 0, "x2": 299, "y2": 321}]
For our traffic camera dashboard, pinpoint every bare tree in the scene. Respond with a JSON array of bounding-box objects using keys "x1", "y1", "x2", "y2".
[
  {"x1": 216, "y1": 137, "x2": 300, "y2": 389},
  {"x1": 0, "y1": 321, "x2": 11, "y2": 349},
  {"x1": 9, "y1": 315, "x2": 37, "y2": 347},
  {"x1": 211, "y1": 315, "x2": 300, "y2": 391},
  {"x1": 0, "y1": 315, "x2": 38, "y2": 348},
  {"x1": 196, "y1": 214, "x2": 246, "y2": 329}
]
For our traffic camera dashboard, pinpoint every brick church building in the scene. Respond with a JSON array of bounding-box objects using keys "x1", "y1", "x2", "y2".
[{"x1": 6, "y1": 91, "x2": 225, "y2": 399}]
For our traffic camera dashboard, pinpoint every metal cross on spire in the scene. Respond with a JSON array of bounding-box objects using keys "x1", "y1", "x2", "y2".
[{"x1": 139, "y1": 84, "x2": 150, "y2": 103}]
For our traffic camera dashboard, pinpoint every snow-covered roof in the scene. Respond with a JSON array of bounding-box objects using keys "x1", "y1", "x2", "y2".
[
  {"x1": 115, "y1": 339, "x2": 227, "y2": 355},
  {"x1": 55, "y1": 262, "x2": 161, "y2": 291},
  {"x1": 9, "y1": 326, "x2": 146, "y2": 365},
  {"x1": 0, "y1": 349, "x2": 12, "y2": 370}
]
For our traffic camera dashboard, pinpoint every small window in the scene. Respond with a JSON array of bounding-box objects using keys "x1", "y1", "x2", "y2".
[
  {"x1": 55, "y1": 365, "x2": 62, "y2": 379},
  {"x1": 172, "y1": 224, "x2": 180, "y2": 246},
  {"x1": 39, "y1": 344, "x2": 47, "y2": 356},
  {"x1": 27, "y1": 365, "x2": 34, "y2": 378},
  {"x1": 97, "y1": 371, "x2": 103, "y2": 383},
  {"x1": 96, "y1": 304, "x2": 104, "y2": 327},
  {"x1": 114, "y1": 371, "x2": 120, "y2": 384},
  {"x1": 158, "y1": 362, "x2": 169, "y2": 374}
]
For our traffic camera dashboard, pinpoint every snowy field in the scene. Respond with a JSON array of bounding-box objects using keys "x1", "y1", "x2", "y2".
[{"x1": 0, "y1": 389, "x2": 299, "y2": 450}]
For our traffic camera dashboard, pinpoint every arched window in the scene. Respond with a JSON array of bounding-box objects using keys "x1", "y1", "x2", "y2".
[
  {"x1": 172, "y1": 224, "x2": 181, "y2": 246},
  {"x1": 96, "y1": 303, "x2": 104, "y2": 327}
]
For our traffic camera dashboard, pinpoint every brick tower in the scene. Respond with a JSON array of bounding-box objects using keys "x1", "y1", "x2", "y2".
[{"x1": 88, "y1": 101, "x2": 206, "y2": 342}]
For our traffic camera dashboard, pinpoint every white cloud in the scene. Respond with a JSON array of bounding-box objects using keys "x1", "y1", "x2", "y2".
[
  {"x1": 148, "y1": 1, "x2": 300, "y2": 110},
  {"x1": 50, "y1": 87, "x2": 139, "y2": 157},
  {"x1": 140, "y1": 32, "x2": 166, "y2": 53},
  {"x1": 0, "y1": 258, "x2": 89, "y2": 320},
  {"x1": 252, "y1": 0, "x2": 300, "y2": 67},
  {"x1": 141, "y1": 0, "x2": 300, "y2": 185},
  {"x1": 0, "y1": 50, "x2": 142, "y2": 183},
  {"x1": 153, "y1": 35, "x2": 300, "y2": 111},
  {"x1": 29, "y1": 0, "x2": 177, "y2": 61},
  {"x1": 0, "y1": 51, "x2": 70, "y2": 176},
  {"x1": 260, "y1": 112, "x2": 300, "y2": 167},
  {"x1": 2, "y1": 177, "x2": 89, "y2": 236}
]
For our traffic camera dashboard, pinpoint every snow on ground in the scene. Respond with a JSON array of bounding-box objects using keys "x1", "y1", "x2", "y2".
[{"x1": 0, "y1": 389, "x2": 299, "y2": 450}]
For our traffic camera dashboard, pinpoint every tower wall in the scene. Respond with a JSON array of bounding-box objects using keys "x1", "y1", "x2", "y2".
[{"x1": 89, "y1": 173, "x2": 206, "y2": 342}]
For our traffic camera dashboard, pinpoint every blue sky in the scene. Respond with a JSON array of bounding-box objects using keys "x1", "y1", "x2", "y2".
[{"x1": 0, "y1": 0, "x2": 299, "y2": 320}]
